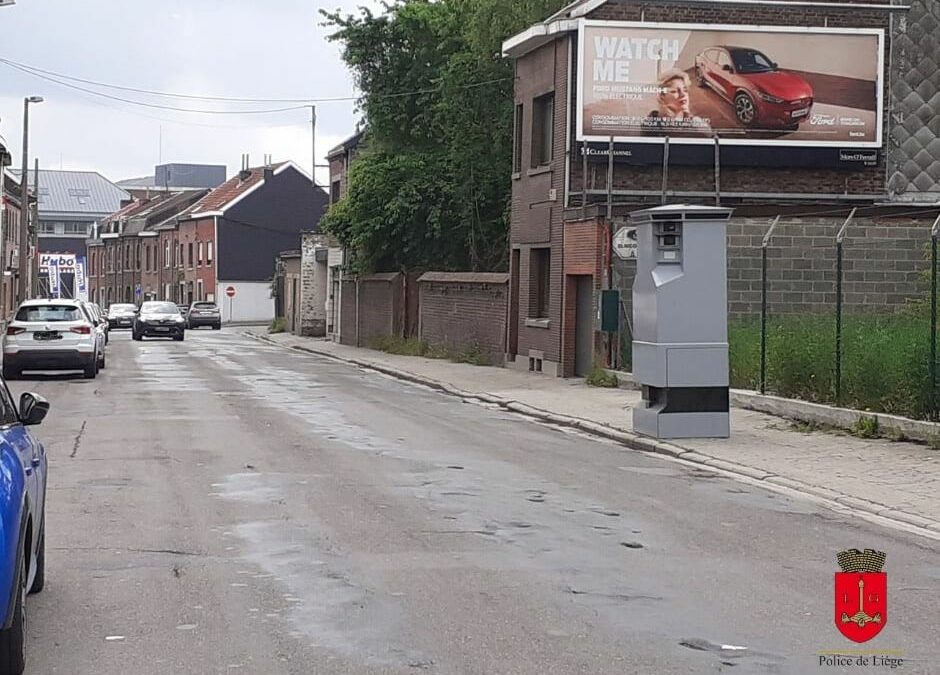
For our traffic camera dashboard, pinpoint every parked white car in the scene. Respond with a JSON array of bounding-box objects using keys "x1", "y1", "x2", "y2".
[{"x1": 2, "y1": 299, "x2": 103, "y2": 379}]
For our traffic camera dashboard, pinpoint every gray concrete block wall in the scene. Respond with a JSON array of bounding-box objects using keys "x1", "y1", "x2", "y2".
[{"x1": 728, "y1": 217, "x2": 932, "y2": 318}]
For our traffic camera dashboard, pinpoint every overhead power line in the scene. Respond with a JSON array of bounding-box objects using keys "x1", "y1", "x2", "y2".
[{"x1": 0, "y1": 57, "x2": 515, "y2": 115}]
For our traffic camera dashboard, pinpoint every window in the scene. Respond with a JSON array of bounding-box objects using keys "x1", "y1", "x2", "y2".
[
  {"x1": 513, "y1": 103, "x2": 523, "y2": 174},
  {"x1": 145, "y1": 246, "x2": 151, "y2": 271},
  {"x1": 198, "y1": 242, "x2": 204, "y2": 266},
  {"x1": 38, "y1": 222, "x2": 56, "y2": 234},
  {"x1": 207, "y1": 241, "x2": 214, "y2": 265},
  {"x1": 188, "y1": 243, "x2": 194, "y2": 267},
  {"x1": 529, "y1": 248, "x2": 551, "y2": 319},
  {"x1": 331, "y1": 180, "x2": 341, "y2": 204},
  {"x1": 164, "y1": 241, "x2": 170, "y2": 268},
  {"x1": 64, "y1": 222, "x2": 87, "y2": 235},
  {"x1": 531, "y1": 93, "x2": 554, "y2": 168}
]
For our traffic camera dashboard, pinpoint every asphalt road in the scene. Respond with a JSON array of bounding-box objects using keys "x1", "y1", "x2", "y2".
[{"x1": 10, "y1": 328, "x2": 938, "y2": 674}]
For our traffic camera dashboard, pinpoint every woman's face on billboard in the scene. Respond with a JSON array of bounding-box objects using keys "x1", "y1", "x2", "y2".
[{"x1": 660, "y1": 77, "x2": 691, "y2": 117}]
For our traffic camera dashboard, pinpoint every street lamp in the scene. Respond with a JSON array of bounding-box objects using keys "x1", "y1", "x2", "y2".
[{"x1": 17, "y1": 95, "x2": 42, "y2": 303}]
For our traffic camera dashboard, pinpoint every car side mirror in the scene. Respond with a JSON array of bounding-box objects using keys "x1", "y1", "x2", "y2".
[
  {"x1": 19, "y1": 392, "x2": 49, "y2": 426},
  {"x1": 772, "y1": 62, "x2": 778, "y2": 69}
]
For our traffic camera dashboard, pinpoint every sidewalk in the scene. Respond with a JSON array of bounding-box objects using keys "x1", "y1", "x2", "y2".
[{"x1": 246, "y1": 329, "x2": 940, "y2": 540}]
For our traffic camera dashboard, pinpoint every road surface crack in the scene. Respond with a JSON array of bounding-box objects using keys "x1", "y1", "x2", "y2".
[{"x1": 70, "y1": 420, "x2": 87, "y2": 458}]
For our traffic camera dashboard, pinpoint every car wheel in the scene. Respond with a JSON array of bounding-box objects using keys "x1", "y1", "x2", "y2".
[
  {"x1": 132, "y1": 330, "x2": 142, "y2": 341},
  {"x1": 2, "y1": 366, "x2": 19, "y2": 381},
  {"x1": 174, "y1": 334, "x2": 184, "y2": 342},
  {"x1": 29, "y1": 519, "x2": 43, "y2": 595},
  {"x1": 734, "y1": 92, "x2": 757, "y2": 126},
  {"x1": 0, "y1": 552, "x2": 27, "y2": 674},
  {"x1": 83, "y1": 359, "x2": 97, "y2": 379},
  {"x1": 213, "y1": 323, "x2": 221, "y2": 331},
  {"x1": 98, "y1": 351, "x2": 106, "y2": 370}
]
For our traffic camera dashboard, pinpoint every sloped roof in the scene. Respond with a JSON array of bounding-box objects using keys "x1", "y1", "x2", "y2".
[
  {"x1": 125, "y1": 190, "x2": 209, "y2": 235},
  {"x1": 327, "y1": 129, "x2": 366, "y2": 160},
  {"x1": 183, "y1": 162, "x2": 307, "y2": 218},
  {"x1": 11, "y1": 169, "x2": 129, "y2": 216}
]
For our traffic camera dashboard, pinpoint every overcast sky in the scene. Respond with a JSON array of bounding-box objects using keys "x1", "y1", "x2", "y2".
[{"x1": 0, "y1": 0, "x2": 381, "y2": 187}]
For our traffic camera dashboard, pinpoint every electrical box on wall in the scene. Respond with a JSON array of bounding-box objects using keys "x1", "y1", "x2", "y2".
[
  {"x1": 548, "y1": 188, "x2": 557, "y2": 202},
  {"x1": 598, "y1": 290, "x2": 619, "y2": 333}
]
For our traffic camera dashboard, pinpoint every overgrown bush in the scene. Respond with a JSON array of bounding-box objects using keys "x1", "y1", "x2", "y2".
[{"x1": 269, "y1": 317, "x2": 288, "y2": 334}]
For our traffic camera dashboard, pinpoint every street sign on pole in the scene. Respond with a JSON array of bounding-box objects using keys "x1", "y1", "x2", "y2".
[
  {"x1": 225, "y1": 286, "x2": 236, "y2": 298},
  {"x1": 613, "y1": 226, "x2": 638, "y2": 260}
]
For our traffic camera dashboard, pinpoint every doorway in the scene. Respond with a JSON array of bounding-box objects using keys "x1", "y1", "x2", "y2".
[{"x1": 574, "y1": 276, "x2": 594, "y2": 377}]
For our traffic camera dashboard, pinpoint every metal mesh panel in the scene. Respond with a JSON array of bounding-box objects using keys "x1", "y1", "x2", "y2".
[{"x1": 888, "y1": 0, "x2": 940, "y2": 201}]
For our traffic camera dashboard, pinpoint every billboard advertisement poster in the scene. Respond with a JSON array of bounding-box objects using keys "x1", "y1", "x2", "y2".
[
  {"x1": 49, "y1": 264, "x2": 60, "y2": 298},
  {"x1": 39, "y1": 252, "x2": 77, "y2": 272},
  {"x1": 75, "y1": 255, "x2": 88, "y2": 302},
  {"x1": 578, "y1": 21, "x2": 884, "y2": 147}
]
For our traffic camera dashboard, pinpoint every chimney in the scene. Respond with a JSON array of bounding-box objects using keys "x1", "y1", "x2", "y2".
[{"x1": 239, "y1": 154, "x2": 251, "y2": 181}]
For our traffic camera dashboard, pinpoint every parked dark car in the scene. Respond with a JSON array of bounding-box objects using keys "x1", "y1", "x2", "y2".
[
  {"x1": 132, "y1": 301, "x2": 186, "y2": 341},
  {"x1": 107, "y1": 303, "x2": 137, "y2": 330},
  {"x1": 694, "y1": 45, "x2": 814, "y2": 130},
  {"x1": 186, "y1": 302, "x2": 221, "y2": 330}
]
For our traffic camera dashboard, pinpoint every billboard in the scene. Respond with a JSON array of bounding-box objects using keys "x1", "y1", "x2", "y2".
[
  {"x1": 578, "y1": 21, "x2": 884, "y2": 148},
  {"x1": 39, "y1": 252, "x2": 76, "y2": 272}
]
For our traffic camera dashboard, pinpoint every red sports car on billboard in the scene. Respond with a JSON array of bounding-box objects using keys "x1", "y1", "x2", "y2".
[{"x1": 694, "y1": 46, "x2": 814, "y2": 130}]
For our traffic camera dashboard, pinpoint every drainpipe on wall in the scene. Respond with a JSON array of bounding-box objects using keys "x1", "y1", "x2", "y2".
[{"x1": 355, "y1": 275, "x2": 361, "y2": 348}]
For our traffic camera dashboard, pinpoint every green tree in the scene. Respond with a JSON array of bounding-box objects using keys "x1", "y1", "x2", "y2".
[{"x1": 320, "y1": 0, "x2": 566, "y2": 274}]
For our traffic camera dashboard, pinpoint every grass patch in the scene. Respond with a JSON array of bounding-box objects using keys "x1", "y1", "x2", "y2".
[
  {"x1": 269, "y1": 317, "x2": 288, "y2": 334},
  {"x1": 366, "y1": 335, "x2": 498, "y2": 366},
  {"x1": 729, "y1": 312, "x2": 935, "y2": 420},
  {"x1": 366, "y1": 335, "x2": 429, "y2": 356},
  {"x1": 850, "y1": 415, "x2": 880, "y2": 439},
  {"x1": 586, "y1": 364, "x2": 619, "y2": 388}
]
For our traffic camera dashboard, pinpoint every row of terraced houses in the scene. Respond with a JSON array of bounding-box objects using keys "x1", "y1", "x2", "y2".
[{"x1": 87, "y1": 161, "x2": 328, "y2": 322}]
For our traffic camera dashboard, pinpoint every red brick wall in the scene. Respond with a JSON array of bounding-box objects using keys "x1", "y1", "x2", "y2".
[
  {"x1": 418, "y1": 273, "x2": 509, "y2": 364},
  {"x1": 562, "y1": 219, "x2": 606, "y2": 377},
  {"x1": 358, "y1": 274, "x2": 402, "y2": 345},
  {"x1": 339, "y1": 278, "x2": 358, "y2": 346}
]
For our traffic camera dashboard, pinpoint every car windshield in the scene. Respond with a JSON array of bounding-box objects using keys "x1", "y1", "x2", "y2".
[
  {"x1": 142, "y1": 302, "x2": 180, "y2": 314},
  {"x1": 729, "y1": 48, "x2": 776, "y2": 74},
  {"x1": 110, "y1": 304, "x2": 136, "y2": 313},
  {"x1": 15, "y1": 304, "x2": 84, "y2": 322}
]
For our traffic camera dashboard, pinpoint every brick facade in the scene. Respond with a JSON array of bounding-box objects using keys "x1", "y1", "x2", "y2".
[
  {"x1": 357, "y1": 273, "x2": 403, "y2": 346},
  {"x1": 418, "y1": 273, "x2": 509, "y2": 364}
]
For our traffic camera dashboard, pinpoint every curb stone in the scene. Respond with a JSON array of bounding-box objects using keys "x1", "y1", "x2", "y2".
[{"x1": 244, "y1": 332, "x2": 940, "y2": 540}]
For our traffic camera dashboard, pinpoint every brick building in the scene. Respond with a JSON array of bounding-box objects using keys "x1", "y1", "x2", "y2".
[
  {"x1": 502, "y1": 0, "x2": 940, "y2": 378},
  {"x1": 87, "y1": 190, "x2": 207, "y2": 306}
]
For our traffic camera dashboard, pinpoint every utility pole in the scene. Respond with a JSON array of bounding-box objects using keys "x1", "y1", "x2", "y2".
[
  {"x1": 30, "y1": 157, "x2": 39, "y2": 298},
  {"x1": 17, "y1": 96, "x2": 42, "y2": 304},
  {"x1": 310, "y1": 105, "x2": 317, "y2": 187}
]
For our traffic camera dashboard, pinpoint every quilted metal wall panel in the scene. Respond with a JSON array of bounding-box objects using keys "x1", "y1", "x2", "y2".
[{"x1": 888, "y1": 0, "x2": 940, "y2": 201}]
